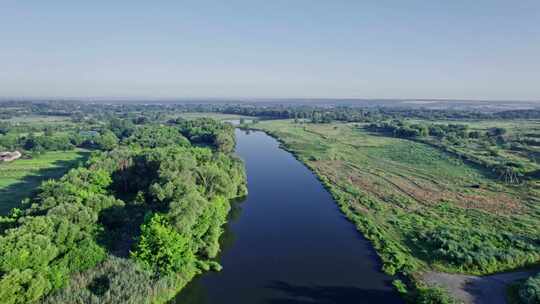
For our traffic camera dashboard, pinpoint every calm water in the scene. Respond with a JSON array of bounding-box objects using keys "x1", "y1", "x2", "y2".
[{"x1": 175, "y1": 129, "x2": 402, "y2": 304}]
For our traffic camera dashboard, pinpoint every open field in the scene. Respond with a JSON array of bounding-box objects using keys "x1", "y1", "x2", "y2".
[
  {"x1": 0, "y1": 149, "x2": 89, "y2": 214},
  {"x1": 406, "y1": 119, "x2": 540, "y2": 175},
  {"x1": 175, "y1": 112, "x2": 253, "y2": 121},
  {"x1": 1, "y1": 115, "x2": 72, "y2": 123},
  {"x1": 1, "y1": 115, "x2": 71, "y2": 123},
  {"x1": 252, "y1": 119, "x2": 540, "y2": 297}
]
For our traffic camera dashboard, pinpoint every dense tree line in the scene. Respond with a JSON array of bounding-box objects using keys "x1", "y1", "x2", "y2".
[
  {"x1": 3, "y1": 100, "x2": 540, "y2": 127},
  {"x1": 169, "y1": 118, "x2": 236, "y2": 153},
  {"x1": 221, "y1": 105, "x2": 540, "y2": 122},
  {"x1": 0, "y1": 120, "x2": 246, "y2": 303},
  {"x1": 0, "y1": 128, "x2": 119, "y2": 153},
  {"x1": 221, "y1": 105, "x2": 385, "y2": 123},
  {"x1": 366, "y1": 121, "x2": 485, "y2": 140},
  {"x1": 121, "y1": 125, "x2": 189, "y2": 149},
  {"x1": 0, "y1": 132, "x2": 75, "y2": 152}
]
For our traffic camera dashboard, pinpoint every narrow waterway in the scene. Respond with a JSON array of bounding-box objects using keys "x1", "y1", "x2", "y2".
[{"x1": 175, "y1": 129, "x2": 402, "y2": 303}]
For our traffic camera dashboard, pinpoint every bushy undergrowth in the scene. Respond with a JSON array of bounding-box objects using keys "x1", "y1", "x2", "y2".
[
  {"x1": 42, "y1": 256, "x2": 192, "y2": 304},
  {"x1": 415, "y1": 286, "x2": 456, "y2": 304},
  {"x1": 131, "y1": 213, "x2": 194, "y2": 275},
  {"x1": 519, "y1": 273, "x2": 540, "y2": 304},
  {"x1": 414, "y1": 225, "x2": 540, "y2": 273},
  {"x1": 43, "y1": 256, "x2": 153, "y2": 304},
  {"x1": 0, "y1": 167, "x2": 120, "y2": 304}
]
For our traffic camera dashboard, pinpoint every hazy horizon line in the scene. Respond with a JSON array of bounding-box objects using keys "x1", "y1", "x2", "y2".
[{"x1": 1, "y1": 96, "x2": 539, "y2": 103}]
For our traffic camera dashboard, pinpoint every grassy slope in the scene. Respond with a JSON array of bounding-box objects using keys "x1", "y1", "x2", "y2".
[
  {"x1": 0, "y1": 149, "x2": 90, "y2": 214},
  {"x1": 252, "y1": 120, "x2": 540, "y2": 277}
]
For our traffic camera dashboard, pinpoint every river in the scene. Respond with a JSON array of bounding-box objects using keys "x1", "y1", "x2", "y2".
[{"x1": 174, "y1": 129, "x2": 402, "y2": 303}]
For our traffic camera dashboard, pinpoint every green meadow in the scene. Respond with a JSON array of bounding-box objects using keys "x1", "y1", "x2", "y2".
[
  {"x1": 0, "y1": 149, "x2": 89, "y2": 214},
  {"x1": 253, "y1": 120, "x2": 540, "y2": 278}
]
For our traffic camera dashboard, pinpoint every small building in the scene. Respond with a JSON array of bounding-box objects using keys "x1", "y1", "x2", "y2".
[{"x1": 0, "y1": 151, "x2": 22, "y2": 162}]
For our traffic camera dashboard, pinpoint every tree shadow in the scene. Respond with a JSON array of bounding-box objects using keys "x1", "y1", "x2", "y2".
[
  {"x1": 96, "y1": 204, "x2": 148, "y2": 257},
  {"x1": 95, "y1": 154, "x2": 161, "y2": 257},
  {"x1": 265, "y1": 281, "x2": 403, "y2": 304},
  {"x1": 216, "y1": 196, "x2": 246, "y2": 252},
  {"x1": 169, "y1": 196, "x2": 248, "y2": 304},
  {"x1": 0, "y1": 151, "x2": 89, "y2": 215}
]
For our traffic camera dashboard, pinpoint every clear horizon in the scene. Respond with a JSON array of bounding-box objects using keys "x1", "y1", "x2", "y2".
[
  {"x1": 3, "y1": 97, "x2": 540, "y2": 105},
  {"x1": 1, "y1": 1, "x2": 539, "y2": 100}
]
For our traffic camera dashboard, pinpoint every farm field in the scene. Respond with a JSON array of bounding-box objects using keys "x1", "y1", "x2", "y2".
[
  {"x1": 0, "y1": 149, "x2": 89, "y2": 214},
  {"x1": 252, "y1": 120, "x2": 540, "y2": 286}
]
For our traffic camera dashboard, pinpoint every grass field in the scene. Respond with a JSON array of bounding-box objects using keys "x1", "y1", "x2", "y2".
[
  {"x1": 408, "y1": 119, "x2": 540, "y2": 175},
  {"x1": 0, "y1": 149, "x2": 90, "y2": 214},
  {"x1": 1, "y1": 115, "x2": 72, "y2": 123},
  {"x1": 252, "y1": 120, "x2": 540, "y2": 281},
  {"x1": 175, "y1": 112, "x2": 253, "y2": 121}
]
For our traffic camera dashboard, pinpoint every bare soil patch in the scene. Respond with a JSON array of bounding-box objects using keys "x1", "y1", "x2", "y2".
[{"x1": 422, "y1": 270, "x2": 538, "y2": 304}]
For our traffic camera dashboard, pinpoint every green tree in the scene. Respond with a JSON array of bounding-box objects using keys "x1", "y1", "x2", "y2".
[
  {"x1": 95, "y1": 131, "x2": 119, "y2": 151},
  {"x1": 131, "y1": 213, "x2": 194, "y2": 275}
]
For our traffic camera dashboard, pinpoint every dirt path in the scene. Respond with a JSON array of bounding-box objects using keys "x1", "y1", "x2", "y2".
[{"x1": 423, "y1": 270, "x2": 538, "y2": 304}]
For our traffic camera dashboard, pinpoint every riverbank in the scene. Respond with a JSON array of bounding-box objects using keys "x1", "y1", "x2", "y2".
[
  {"x1": 423, "y1": 270, "x2": 539, "y2": 304},
  {"x1": 250, "y1": 119, "x2": 540, "y2": 303},
  {"x1": 174, "y1": 128, "x2": 402, "y2": 303}
]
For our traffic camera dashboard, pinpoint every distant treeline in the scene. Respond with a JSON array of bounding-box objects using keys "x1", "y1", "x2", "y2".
[
  {"x1": 366, "y1": 120, "x2": 506, "y2": 140},
  {"x1": 1, "y1": 100, "x2": 540, "y2": 123},
  {"x1": 0, "y1": 113, "x2": 235, "y2": 155},
  {"x1": 221, "y1": 105, "x2": 540, "y2": 122}
]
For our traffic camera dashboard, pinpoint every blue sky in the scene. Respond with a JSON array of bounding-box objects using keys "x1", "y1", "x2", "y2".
[{"x1": 1, "y1": 1, "x2": 539, "y2": 100}]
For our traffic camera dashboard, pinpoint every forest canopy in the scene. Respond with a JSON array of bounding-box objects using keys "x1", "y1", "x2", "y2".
[{"x1": 0, "y1": 119, "x2": 246, "y2": 304}]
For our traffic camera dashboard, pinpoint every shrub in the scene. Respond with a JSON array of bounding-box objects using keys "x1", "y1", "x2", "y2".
[
  {"x1": 131, "y1": 213, "x2": 194, "y2": 275},
  {"x1": 519, "y1": 273, "x2": 540, "y2": 304},
  {"x1": 43, "y1": 256, "x2": 162, "y2": 304},
  {"x1": 392, "y1": 279, "x2": 408, "y2": 294},
  {"x1": 416, "y1": 286, "x2": 455, "y2": 304},
  {"x1": 414, "y1": 225, "x2": 540, "y2": 272}
]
